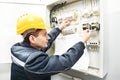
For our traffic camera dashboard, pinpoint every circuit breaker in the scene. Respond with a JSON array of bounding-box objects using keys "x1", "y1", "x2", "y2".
[{"x1": 46, "y1": 0, "x2": 107, "y2": 78}]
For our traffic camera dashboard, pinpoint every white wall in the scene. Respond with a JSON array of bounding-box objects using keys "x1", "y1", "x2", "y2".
[
  {"x1": 104, "y1": 0, "x2": 120, "y2": 80},
  {"x1": 0, "y1": 63, "x2": 11, "y2": 80},
  {"x1": 0, "y1": 2, "x2": 46, "y2": 63},
  {"x1": 0, "y1": 1, "x2": 46, "y2": 80}
]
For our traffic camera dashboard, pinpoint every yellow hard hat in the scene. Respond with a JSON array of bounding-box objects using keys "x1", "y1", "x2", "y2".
[{"x1": 17, "y1": 13, "x2": 48, "y2": 34}]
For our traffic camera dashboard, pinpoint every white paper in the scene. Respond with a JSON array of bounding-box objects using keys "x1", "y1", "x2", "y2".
[
  {"x1": 54, "y1": 34, "x2": 89, "y2": 70},
  {"x1": 72, "y1": 49, "x2": 89, "y2": 70}
]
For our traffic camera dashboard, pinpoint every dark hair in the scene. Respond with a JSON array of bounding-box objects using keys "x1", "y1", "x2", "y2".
[{"x1": 23, "y1": 29, "x2": 41, "y2": 44}]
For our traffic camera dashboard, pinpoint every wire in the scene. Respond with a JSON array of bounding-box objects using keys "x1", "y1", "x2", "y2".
[{"x1": 50, "y1": 1, "x2": 67, "y2": 25}]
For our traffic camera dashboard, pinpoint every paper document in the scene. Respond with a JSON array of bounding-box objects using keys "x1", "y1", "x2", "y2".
[
  {"x1": 72, "y1": 49, "x2": 89, "y2": 70},
  {"x1": 54, "y1": 34, "x2": 89, "y2": 71}
]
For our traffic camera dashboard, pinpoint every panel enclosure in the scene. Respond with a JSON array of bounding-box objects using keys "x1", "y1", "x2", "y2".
[{"x1": 46, "y1": 0, "x2": 107, "y2": 78}]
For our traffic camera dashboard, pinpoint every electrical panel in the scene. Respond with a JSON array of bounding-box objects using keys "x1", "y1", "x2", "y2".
[{"x1": 46, "y1": 0, "x2": 107, "y2": 78}]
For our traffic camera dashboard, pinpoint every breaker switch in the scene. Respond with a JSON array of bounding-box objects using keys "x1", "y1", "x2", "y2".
[
  {"x1": 52, "y1": 17, "x2": 58, "y2": 24},
  {"x1": 91, "y1": 22, "x2": 100, "y2": 31},
  {"x1": 82, "y1": 23, "x2": 91, "y2": 30}
]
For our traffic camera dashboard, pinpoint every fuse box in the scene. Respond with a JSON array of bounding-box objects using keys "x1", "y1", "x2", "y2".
[{"x1": 46, "y1": 0, "x2": 107, "y2": 78}]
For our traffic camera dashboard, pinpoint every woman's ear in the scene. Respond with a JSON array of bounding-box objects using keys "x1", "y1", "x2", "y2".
[{"x1": 29, "y1": 35, "x2": 36, "y2": 44}]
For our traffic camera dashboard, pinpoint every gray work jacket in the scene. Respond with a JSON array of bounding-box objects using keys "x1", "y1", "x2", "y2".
[{"x1": 11, "y1": 28, "x2": 85, "y2": 80}]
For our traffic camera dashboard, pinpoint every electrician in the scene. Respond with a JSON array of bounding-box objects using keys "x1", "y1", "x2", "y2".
[{"x1": 11, "y1": 13, "x2": 91, "y2": 80}]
